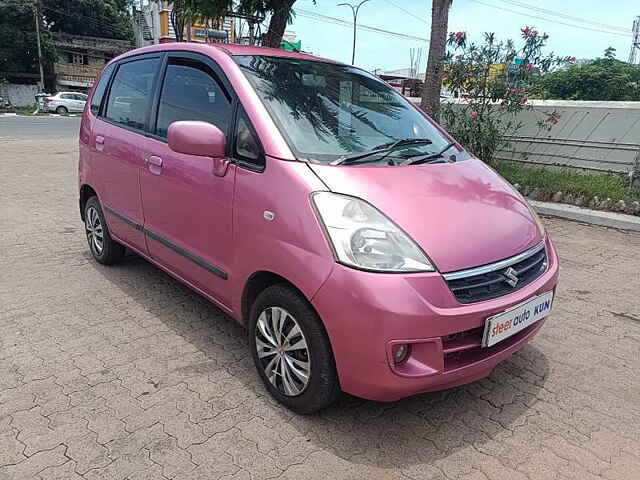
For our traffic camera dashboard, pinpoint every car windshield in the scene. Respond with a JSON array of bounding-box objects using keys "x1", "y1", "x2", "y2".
[{"x1": 235, "y1": 55, "x2": 463, "y2": 164}]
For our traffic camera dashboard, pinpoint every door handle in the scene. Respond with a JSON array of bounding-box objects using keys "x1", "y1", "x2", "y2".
[
  {"x1": 146, "y1": 155, "x2": 163, "y2": 167},
  {"x1": 95, "y1": 135, "x2": 104, "y2": 151}
]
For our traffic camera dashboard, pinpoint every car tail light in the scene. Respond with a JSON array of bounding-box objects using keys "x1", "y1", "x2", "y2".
[{"x1": 44, "y1": 97, "x2": 53, "y2": 103}]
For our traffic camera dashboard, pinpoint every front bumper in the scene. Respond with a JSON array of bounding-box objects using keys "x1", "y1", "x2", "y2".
[{"x1": 311, "y1": 236, "x2": 559, "y2": 402}]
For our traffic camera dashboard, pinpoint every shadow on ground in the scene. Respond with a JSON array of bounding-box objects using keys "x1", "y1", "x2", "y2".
[{"x1": 91, "y1": 249, "x2": 550, "y2": 470}]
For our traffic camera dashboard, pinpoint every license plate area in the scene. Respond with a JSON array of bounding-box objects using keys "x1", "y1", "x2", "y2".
[{"x1": 482, "y1": 291, "x2": 553, "y2": 348}]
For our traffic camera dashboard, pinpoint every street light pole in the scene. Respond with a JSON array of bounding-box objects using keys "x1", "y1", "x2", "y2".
[{"x1": 338, "y1": 0, "x2": 370, "y2": 65}]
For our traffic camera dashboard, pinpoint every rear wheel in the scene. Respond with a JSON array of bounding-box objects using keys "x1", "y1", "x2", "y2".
[
  {"x1": 84, "y1": 196, "x2": 125, "y2": 265},
  {"x1": 249, "y1": 284, "x2": 340, "y2": 414},
  {"x1": 56, "y1": 105, "x2": 68, "y2": 115}
]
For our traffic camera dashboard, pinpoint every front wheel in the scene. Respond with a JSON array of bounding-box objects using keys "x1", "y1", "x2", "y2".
[{"x1": 249, "y1": 285, "x2": 340, "y2": 414}]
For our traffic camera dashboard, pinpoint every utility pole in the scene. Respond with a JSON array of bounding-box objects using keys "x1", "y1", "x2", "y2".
[
  {"x1": 33, "y1": 0, "x2": 45, "y2": 92},
  {"x1": 338, "y1": 0, "x2": 371, "y2": 65}
]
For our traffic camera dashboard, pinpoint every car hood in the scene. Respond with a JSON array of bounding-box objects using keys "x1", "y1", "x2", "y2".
[{"x1": 308, "y1": 158, "x2": 543, "y2": 273}]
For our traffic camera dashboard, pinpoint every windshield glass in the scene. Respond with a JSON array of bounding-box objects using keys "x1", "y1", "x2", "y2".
[{"x1": 235, "y1": 55, "x2": 463, "y2": 164}]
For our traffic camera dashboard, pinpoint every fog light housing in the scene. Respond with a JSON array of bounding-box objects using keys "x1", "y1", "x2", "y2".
[{"x1": 392, "y1": 344, "x2": 411, "y2": 364}]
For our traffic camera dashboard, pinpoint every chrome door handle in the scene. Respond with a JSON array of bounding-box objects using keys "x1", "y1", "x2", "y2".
[{"x1": 147, "y1": 155, "x2": 163, "y2": 167}]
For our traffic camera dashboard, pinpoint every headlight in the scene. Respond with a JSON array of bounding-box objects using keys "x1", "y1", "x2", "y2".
[{"x1": 312, "y1": 192, "x2": 434, "y2": 272}]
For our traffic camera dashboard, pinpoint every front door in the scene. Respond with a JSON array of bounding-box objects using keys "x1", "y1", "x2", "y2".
[
  {"x1": 92, "y1": 54, "x2": 161, "y2": 253},
  {"x1": 139, "y1": 53, "x2": 235, "y2": 307}
]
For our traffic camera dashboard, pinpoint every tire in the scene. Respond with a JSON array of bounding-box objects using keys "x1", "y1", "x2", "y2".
[
  {"x1": 249, "y1": 284, "x2": 340, "y2": 414},
  {"x1": 84, "y1": 196, "x2": 125, "y2": 265},
  {"x1": 56, "y1": 106, "x2": 68, "y2": 115}
]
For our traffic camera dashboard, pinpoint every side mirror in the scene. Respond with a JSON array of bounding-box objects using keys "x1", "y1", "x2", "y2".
[{"x1": 168, "y1": 120, "x2": 226, "y2": 158}]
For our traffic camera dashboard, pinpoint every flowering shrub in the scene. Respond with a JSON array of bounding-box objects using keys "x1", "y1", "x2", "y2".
[{"x1": 437, "y1": 28, "x2": 572, "y2": 164}]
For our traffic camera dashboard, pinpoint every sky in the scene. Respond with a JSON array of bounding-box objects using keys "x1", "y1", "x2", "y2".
[{"x1": 287, "y1": 0, "x2": 639, "y2": 73}]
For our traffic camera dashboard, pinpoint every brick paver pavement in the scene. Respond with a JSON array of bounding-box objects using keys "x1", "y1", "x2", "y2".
[{"x1": 1, "y1": 138, "x2": 639, "y2": 480}]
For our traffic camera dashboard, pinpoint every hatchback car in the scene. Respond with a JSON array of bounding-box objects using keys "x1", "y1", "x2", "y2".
[
  {"x1": 46, "y1": 92, "x2": 88, "y2": 114},
  {"x1": 78, "y1": 43, "x2": 559, "y2": 413}
]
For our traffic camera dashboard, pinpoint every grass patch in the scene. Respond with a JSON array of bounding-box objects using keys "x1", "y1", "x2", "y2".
[
  {"x1": 0, "y1": 105, "x2": 48, "y2": 115},
  {"x1": 494, "y1": 160, "x2": 640, "y2": 204}
]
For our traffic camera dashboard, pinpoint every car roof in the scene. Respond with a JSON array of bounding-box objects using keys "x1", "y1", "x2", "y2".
[{"x1": 115, "y1": 42, "x2": 342, "y2": 66}]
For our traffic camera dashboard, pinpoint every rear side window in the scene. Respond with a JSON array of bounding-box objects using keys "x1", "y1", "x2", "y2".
[
  {"x1": 105, "y1": 58, "x2": 159, "y2": 131},
  {"x1": 91, "y1": 63, "x2": 115, "y2": 115},
  {"x1": 60, "y1": 93, "x2": 73, "y2": 99},
  {"x1": 155, "y1": 57, "x2": 231, "y2": 138}
]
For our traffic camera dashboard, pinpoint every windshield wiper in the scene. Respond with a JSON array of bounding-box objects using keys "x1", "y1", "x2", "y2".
[
  {"x1": 330, "y1": 138, "x2": 433, "y2": 166},
  {"x1": 406, "y1": 142, "x2": 457, "y2": 165}
]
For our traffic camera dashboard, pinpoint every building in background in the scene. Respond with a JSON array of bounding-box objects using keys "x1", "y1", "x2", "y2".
[
  {"x1": 51, "y1": 33, "x2": 130, "y2": 93},
  {"x1": 134, "y1": 1, "x2": 236, "y2": 47}
]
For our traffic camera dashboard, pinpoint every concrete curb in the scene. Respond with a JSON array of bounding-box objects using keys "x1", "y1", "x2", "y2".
[{"x1": 531, "y1": 200, "x2": 640, "y2": 232}]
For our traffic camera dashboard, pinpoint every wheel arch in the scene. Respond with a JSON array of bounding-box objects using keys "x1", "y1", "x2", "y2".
[{"x1": 79, "y1": 184, "x2": 98, "y2": 222}]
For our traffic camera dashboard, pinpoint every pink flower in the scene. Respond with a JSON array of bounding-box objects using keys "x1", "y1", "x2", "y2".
[
  {"x1": 455, "y1": 55, "x2": 464, "y2": 61},
  {"x1": 531, "y1": 30, "x2": 539, "y2": 37},
  {"x1": 526, "y1": 63, "x2": 534, "y2": 71},
  {"x1": 569, "y1": 56, "x2": 577, "y2": 62},
  {"x1": 521, "y1": 97, "x2": 528, "y2": 104},
  {"x1": 455, "y1": 31, "x2": 465, "y2": 40},
  {"x1": 521, "y1": 27, "x2": 531, "y2": 37},
  {"x1": 470, "y1": 111, "x2": 478, "y2": 119}
]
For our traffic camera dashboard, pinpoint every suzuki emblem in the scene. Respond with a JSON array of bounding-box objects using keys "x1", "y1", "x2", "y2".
[{"x1": 503, "y1": 267, "x2": 519, "y2": 288}]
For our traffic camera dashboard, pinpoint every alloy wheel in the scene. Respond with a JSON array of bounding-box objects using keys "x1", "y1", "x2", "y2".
[
  {"x1": 255, "y1": 306, "x2": 311, "y2": 396},
  {"x1": 85, "y1": 206, "x2": 104, "y2": 255}
]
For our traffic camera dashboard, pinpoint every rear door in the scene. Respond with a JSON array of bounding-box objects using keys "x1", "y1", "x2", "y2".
[
  {"x1": 91, "y1": 54, "x2": 162, "y2": 253},
  {"x1": 59, "y1": 93, "x2": 75, "y2": 111},
  {"x1": 139, "y1": 52, "x2": 236, "y2": 306}
]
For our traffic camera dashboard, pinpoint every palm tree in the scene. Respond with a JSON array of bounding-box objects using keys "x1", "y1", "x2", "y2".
[{"x1": 421, "y1": 0, "x2": 453, "y2": 116}]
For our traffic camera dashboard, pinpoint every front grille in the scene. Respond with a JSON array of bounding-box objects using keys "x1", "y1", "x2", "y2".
[{"x1": 443, "y1": 243, "x2": 547, "y2": 304}]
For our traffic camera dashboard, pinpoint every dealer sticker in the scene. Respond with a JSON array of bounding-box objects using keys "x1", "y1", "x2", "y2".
[{"x1": 482, "y1": 291, "x2": 553, "y2": 347}]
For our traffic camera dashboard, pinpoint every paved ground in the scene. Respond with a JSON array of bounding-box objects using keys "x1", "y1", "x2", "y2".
[
  {"x1": 1, "y1": 134, "x2": 639, "y2": 480},
  {"x1": 0, "y1": 116, "x2": 80, "y2": 141}
]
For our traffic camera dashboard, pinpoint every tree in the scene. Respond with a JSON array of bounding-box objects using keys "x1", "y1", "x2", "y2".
[
  {"x1": 180, "y1": 0, "x2": 311, "y2": 48},
  {"x1": 0, "y1": 0, "x2": 56, "y2": 76},
  {"x1": 41, "y1": 0, "x2": 134, "y2": 41},
  {"x1": 439, "y1": 28, "x2": 570, "y2": 164},
  {"x1": 604, "y1": 46, "x2": 616, "y2": 60},
  {"x1": 237, "y1": 0, "x2": 306, "y2": 48},
  {"x1": 535, "y1": 50, "x2": 640, "y2": 101},
  {"x1": 421, "y1": 0, "x2": 452, "y2": 116}
]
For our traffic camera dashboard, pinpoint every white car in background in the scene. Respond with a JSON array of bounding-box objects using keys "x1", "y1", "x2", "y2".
[{"x1": 44, "y1": 92, "x2": 88, "y2": 114}]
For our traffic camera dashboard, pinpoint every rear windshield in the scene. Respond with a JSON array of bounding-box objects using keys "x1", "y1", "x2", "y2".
[{"x1": 235, "y1": 55, "x2": 455, "y2": 164}]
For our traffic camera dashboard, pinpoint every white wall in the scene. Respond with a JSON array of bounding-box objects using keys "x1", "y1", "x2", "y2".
[
  {"x1": 1, "y1": 83, "x2": 39, "y2": 107},
  {"x1": 410, "y1": 99, "x2": 640, "y2": 174}
]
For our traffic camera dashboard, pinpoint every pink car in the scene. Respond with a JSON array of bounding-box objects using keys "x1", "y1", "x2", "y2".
[{"x1": 79, "y1": 43, "x2": 559, "y2": 413}]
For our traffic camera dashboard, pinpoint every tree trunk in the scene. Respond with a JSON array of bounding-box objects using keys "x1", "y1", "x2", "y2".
[
  {"x1": 263, "y1": 0, "x2": 295, "y2": 48},
  {"x1": 421, "y1": 0, "x2": 450, "y2": 116}
]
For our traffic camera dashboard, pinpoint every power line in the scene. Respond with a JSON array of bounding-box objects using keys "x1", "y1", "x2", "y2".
[
  {"x1": 294, "y1": 8, "x2": 428, "y2": 43},
  {"x1": 470, "y1": 0, "x2": 633, "y2": 38},
  {"x1": 487, "y1": 0, "x2": 628, "y2": 33},
  {"x1": 383, "y1": 0, "x2": 428, "y2": 25}
]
